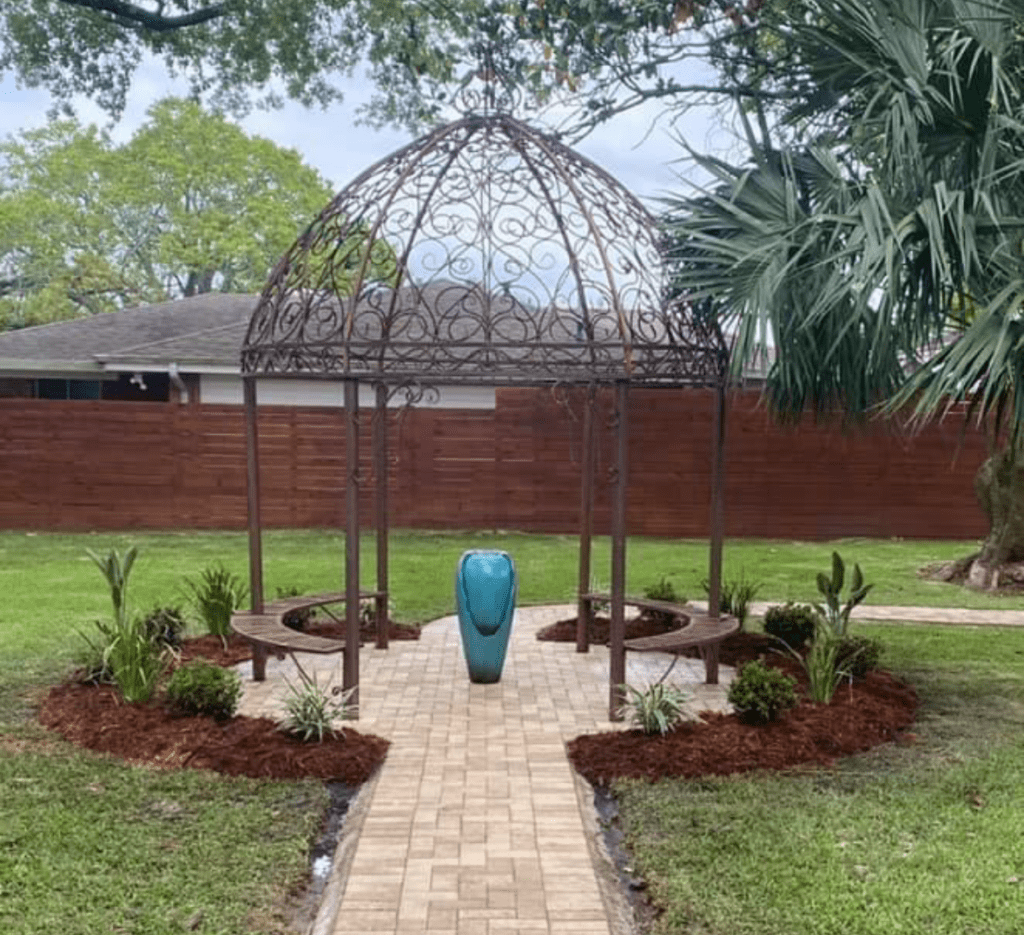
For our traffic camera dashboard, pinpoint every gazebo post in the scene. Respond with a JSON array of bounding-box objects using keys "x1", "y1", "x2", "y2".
[
  {"x1": 374, "y1": 382, "x2": 389, "y2": 649},
  {"x1": 242, "y1": 375, "x2": 267, "y2": 681},
  {"x1": 576, "y1": 386, "x2": 596, "y2": 653},
  {"x1": 609, "y1": 381, "x2": 629, "y2": 721},
  {"x1": 344, "y1": 378, "x2": 361, "y2": 713},
  {"x1": 707, "y1": 382, "x2": 727, "y2": 618}
]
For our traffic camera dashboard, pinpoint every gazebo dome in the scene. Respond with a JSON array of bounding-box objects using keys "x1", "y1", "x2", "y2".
[{"x1": 242, "y1": 109, "x2": 725, "y2": 387}]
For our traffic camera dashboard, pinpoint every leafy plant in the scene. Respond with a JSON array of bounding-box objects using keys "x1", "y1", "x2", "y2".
[
  {"x1": 799, "y1": 625, "x2": 845, "y2": 704},
  {"x1": 727, "y1": 660, "x2": 798, "y2": 725},
  {"x1": 763, "y1": 602, "x2": 820, "y2": 651},
  {"x1": 79, "y1": 546, "x2": 165, "y2": 703},
  {"x1": 836, "y1": 634, "x2": 884, "y2": 680},
  {"x1": 184, "y1": 563, "x2": 248, "y2": 640},
  {"x1": 618, "y1": 682, "x2": 691, "y2": 735},
  {"x1": 141, "y1": 604, "x2": 188, "y2": 650},
  {"x1": 165, "y1": 660, "x2": 242, "y2": 720},
  {"x1": 86, "y1": 545, "x2": 137, "y2": 628},
  {"x1": 814, "y1": 551, "x2": 873, "y2": 638},
  {"x1": 643, "y1": 577, "x2": 679, "y2": 603},
  {"x1": 279, "y1": 670, "x2": 355, "y2": 742},
  {"x1": 703, "y1": 571, "x2": 762, "y2": 630}
]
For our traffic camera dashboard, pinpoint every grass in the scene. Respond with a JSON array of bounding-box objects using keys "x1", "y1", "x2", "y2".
[
  {"x1": 1, "y1": 528, "x2": 1021, "y2": 934},
  {"x1": 615, "y1": 622, "x2": 1024, "y2": 935}
]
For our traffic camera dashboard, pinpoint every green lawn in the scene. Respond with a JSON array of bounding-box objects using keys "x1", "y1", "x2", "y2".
[
  {"x1": 1, "y1": 529, "x2": 1021, "y2": 934},
  {"x1": 615, "y1": 622, "x2": 1024, "y2": 935}
]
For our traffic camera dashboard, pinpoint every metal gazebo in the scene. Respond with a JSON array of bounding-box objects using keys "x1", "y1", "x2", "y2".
[{"x1": 240, "y1": 90, "x2": 729, "y2": 720}]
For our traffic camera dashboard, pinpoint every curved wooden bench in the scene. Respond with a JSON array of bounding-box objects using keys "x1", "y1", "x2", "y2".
[
  {"x1": 231, "y1": 590, "x2": 385, "y2": 681},
  {"x1": 582, "y1": 593, "x2": 739, "y2": 685}
]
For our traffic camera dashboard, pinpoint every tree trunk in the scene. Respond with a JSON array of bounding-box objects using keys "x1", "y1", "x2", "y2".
[{"x1": 970, "y1": 445, "x2": 1024, "y2": 587}]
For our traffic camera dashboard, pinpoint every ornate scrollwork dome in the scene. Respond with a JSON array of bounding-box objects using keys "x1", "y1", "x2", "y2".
[{"x1": 243, "y1": 111, "x2": 726, "y2": 387}]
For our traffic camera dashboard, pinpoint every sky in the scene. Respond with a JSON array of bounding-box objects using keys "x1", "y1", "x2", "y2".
[{"x1": 0, "y1": 59, "x2": 738, "y2": 211}]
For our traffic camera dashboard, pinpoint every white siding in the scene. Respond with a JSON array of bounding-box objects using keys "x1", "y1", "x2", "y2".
[{"x1": 199, "y1": 374, "x2": 496, "y2": 409}]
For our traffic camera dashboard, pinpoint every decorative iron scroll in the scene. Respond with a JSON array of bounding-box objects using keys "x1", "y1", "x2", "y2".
[{"x1": 244, "y1": 113, "x2": 727, "y2": 388}]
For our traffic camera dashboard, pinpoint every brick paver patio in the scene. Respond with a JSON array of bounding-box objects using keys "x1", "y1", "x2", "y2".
[
  {"x1": 237, "y1": 604, "x2": 732, "y2": 935},
  {"x1": 236, "y1": 601, "x2": 1024, "y2": 935}
]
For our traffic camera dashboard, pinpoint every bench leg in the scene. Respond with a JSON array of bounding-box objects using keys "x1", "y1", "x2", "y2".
[
  {"x1": 252, "y1": 643, "x2": 268, "y2": 682},
  {"x1": 702, "y1": 644, "x2": 721, "y2": 685}
]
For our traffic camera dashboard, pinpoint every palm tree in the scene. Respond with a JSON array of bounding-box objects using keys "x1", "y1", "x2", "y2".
[{"x1": 666, "y1": 0, "x2": 1024, "y2": 586}]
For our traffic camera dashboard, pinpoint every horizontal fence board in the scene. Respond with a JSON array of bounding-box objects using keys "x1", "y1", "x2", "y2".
[{"x1": 0, "y1": 392, "x2": 990, "y2": 538}]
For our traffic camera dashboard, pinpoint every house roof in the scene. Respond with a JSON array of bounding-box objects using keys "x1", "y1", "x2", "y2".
[{"x1": 0, "y1": 293, "x2": 257, "y2": 376}]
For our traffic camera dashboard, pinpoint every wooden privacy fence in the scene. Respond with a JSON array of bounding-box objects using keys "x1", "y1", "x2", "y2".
[{"x1": 0, "y1": 388, "x2": 990, "y2": 538}]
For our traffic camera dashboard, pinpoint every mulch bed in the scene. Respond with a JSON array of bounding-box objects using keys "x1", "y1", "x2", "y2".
[
  {"x1": 542, "y1": 613, "x2": 919, "y2": 785},
  {"x1": 38, "y1": 680, "x2": 389, "y2": 783},
  {"x1": 36, "y1": 620, "x2": 410, "y2": 783},
  {"x1": 37, "y1": 611, "x2": 917, "y2": 786}
]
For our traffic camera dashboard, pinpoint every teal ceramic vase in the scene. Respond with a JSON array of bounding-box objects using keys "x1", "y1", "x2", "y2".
[{"x1": 455, "y1": 549, "x2": 517, "y2": 683}]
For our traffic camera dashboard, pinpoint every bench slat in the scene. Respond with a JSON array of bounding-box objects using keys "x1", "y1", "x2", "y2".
[
  {"x1": 230, "y1": 613, "x2": 345, "y2": 654},
  {"x1": 262, "y1": 590, "x2": 385, "y2": 615}
]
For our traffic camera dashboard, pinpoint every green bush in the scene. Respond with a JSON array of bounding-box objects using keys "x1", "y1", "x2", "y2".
[
  {"x1": 643, "y1": 577, "x2": 679, "y2": 603},
  {"x1": 763, "y1": 602, "x2": 820, "y2": 650},
  {"x1": 165, "y1": 660, "x2": 242, "y2": 720},
  {"x1": 728, "y1": 660, "x2": 798, "y2": 725},
  {"x1": 836, "y1": 634, "x2": 884, "y2": 679},
  {"x1": 141, "y1": 604, "x2": 188, "y2": 649},
  {"x1": 618, "y1": 682, "x2": 690, "y2": 735},
  {"x1": 185, "y1": 563, "x2": 247, "y2": 639}
]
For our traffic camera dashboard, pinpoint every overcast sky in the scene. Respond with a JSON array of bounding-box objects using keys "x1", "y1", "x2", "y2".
[{"x1": 0, "y1": 60, "x2": 738, "y2": 210}]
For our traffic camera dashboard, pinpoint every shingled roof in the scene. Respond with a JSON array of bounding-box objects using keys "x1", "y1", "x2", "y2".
[{"x1": 0, "y1": 294, "x2": 257, "y2": 375}]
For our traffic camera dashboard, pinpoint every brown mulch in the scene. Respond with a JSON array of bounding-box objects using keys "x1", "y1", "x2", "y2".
[
  {"x1": 38, "y1": 679, "x2": 389, "y2": 783},
  {"x1": 544, "y1": 614, "x2": 919, "y2": 785},
  {"x1": 38, "y1": 613, "x2": 917, "y2": 787},
  {"x1": 36, "y1": 622, "x2": 408, "y2": 783}
]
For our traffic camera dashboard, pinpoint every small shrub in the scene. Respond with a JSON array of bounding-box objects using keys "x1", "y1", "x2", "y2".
[
  {"x1": 836, "y1": 634, "x2": 884, "y2": 679},
  {"x1": 728, "y1": 660, "x2": 798, "y2": 725},
  {"x1": 185, "y1": 563, "x2": 248, "y2": 640},
  {"x1": 141, "y1": 604, "x2": 188, "y2": 649},
  {"x1": 763, "y1": 603, "x2": 820, "y2": 651},
  {"x1": 165, "y1": 661, "x2": 242, "y2": 720},
  {"x1": 280, "y1": 672, "x2": 355, "y2": 742},
  {"x1": 703, "y1": 571, "x2": 762, "y2": 630},
  {"x1": 643, "y1": 577, "x2": 679, "y2": 603},
  {"x1": 618, "y1": 682, "x2": 691, "y2": 735}
]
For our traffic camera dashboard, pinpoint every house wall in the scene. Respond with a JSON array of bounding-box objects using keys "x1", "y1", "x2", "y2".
[
  {"x1": 198, "y1": 374, "x2": 497, "y2": 410},
  {"x1": 0, "y1": 388, "x2": 990, "y2": 539}
]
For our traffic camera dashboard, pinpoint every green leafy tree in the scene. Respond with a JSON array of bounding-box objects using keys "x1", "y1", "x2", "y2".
[
  {"x1": 0, "y1": 2, "x2": 799, "y2": 140},
  {"x1": 0, "y1": 97, "x2": 336, "y2": 326},
  {"x1": 0, "y1": 0, "x2": 384, "y2": 119},
  {"x1": 664, "y1": 0, "x2": 1024, "y2": 585}
]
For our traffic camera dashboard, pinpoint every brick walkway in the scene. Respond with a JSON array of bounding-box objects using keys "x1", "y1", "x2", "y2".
[
  {"x1": 238, "y1": 604, "x2": 731, "y2": 935},
  {"x1": 236, "y1": 601, "x2": 1024, "y2": 935}
]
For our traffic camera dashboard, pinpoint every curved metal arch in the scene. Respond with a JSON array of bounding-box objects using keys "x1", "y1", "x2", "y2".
[{"x1": 242, "y1": 110, "x2": 727, "y2": 387}]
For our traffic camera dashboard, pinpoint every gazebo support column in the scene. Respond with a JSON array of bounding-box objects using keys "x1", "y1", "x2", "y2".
[
  {"x1": 243, "y1": 376, "x2": 268, "y2": 681},
  {"x1": 576, "y1": 386, "x2": 596, "y2": 653},
  {"x1": 344, "y1": 379, "x2": 361, "y2": 713},
  {"x1": 704, "y1": 382, "x2": 728, "y2": 684},
  {"x1": 374, "y1": 382, "x2": 389, "y2": 650},
  {"x1": 609, "y1": 382, "x2": 629, "y2": 721}
]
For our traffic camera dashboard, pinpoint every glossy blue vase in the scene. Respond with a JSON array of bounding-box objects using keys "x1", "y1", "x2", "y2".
[{"x1": 455, "y1": 550, "x2": 517, "y2": 683}]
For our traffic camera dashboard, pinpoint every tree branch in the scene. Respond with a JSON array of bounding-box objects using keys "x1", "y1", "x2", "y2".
[{"x1": 57, "y1": 0, "x2": 225, "y2": 33}]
